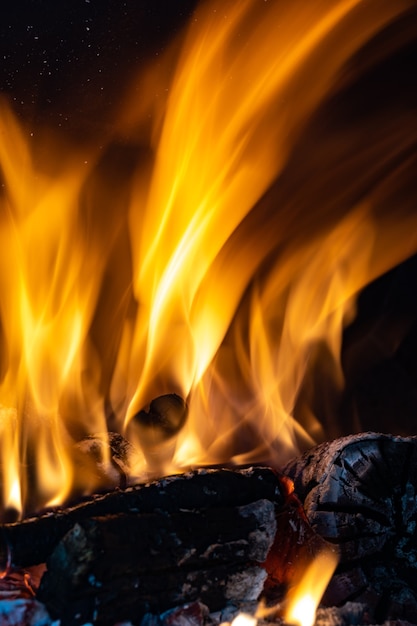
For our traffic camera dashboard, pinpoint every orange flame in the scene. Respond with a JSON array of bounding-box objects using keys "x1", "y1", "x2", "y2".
[
  {"x1": 221, "y1": 548, "x2": 338, "y2": 626},
  {"x1": 0, "y1": 0, "x2": 416, "y2": 515},
  {"x1": 284, "y1": 549, "x2": 339, "y2": 626}
]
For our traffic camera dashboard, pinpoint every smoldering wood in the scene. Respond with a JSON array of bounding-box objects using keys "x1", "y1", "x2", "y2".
[
  {"x1": 1, "y1": 466, "x2": 285, "y2": 567},
  {"x1": 284, "y1": 432, "x2": 417, "y2": 623},
  {"x1": 263, "y1": 489, "x2": 333, "y2": 597},
  {"x1": 37, "y1": 499, "x2": 277, "y2": 626}
]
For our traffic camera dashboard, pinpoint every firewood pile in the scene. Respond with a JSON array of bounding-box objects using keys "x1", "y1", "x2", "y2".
[{"x1": 1, "y1": 429, "x2": 417, "y2": 626}]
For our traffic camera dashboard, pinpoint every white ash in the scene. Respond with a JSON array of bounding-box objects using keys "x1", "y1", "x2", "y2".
[
  {"x1": 238, "y1": 499, "x2": 277, "y2": 562},
  {"x1": 225, "y1": 567, "x2": 267, "y2": 602}
]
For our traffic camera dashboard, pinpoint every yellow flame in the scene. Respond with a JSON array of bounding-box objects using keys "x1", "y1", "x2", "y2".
[
  {"x1": 123, "y1": 0, "x2": 408, "y2": 419},
  {"x1": 285, "y1": 549, "x2": 339, "y2": 626},
  {"x1": 0, "y1": 0, "x2": 416, "y2": 515},
  {"x1": 220, "y1": 548, "x2": 338, "y2": 626},
  {"x1": 0, "y1": 105, "x2": 109, "y2": 515},
  {"x1": 0, "y1": 407, "x2": 22, "y2": 515}
]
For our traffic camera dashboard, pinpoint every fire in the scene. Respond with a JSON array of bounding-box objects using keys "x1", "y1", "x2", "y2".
[
  {"x1": 284, "y1": 549, "x2": 339, "y2": 626},
  {"x1": 1, "y1": 0, "x2": 417, "y2": 516},
  {"x1": 221, "y1": 548, "x2": 338, "y2": 626}
]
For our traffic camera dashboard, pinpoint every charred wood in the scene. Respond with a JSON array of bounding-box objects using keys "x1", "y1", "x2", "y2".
[
  {"x1": 284, "y1": 432, "x2": 417, "y2": 623},
  {"x1": 1, "y1": 467, "x2": 285, "y2": 567},
  {"x1": 127, "y1": 393, "x2": 189, "y2": 447},
  {"x1": 40, "y1": 499, "x2": 277, "y2": 578},
  {"x1": 39, "y1": 565, "x2": 262, "y2": 626},
  {"x1": 37, "y1": 499, "x2": 276, "y2": 626}
]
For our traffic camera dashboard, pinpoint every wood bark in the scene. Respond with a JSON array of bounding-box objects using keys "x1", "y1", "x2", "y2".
[{"x1": 284, "y1": 432, "x2": 417, "y2": 623}]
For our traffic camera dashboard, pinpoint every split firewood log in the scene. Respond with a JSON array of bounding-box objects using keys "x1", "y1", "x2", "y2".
[{"x1": 284, "y1": 432, "x2": 417, "y2": 623}]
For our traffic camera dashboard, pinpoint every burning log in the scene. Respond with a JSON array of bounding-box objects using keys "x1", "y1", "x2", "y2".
[
  {"x1": 1, "y1": 466, "x2": 284, "y2": 568},
  {"x1": 37, "y1": 499, "x2": 276, "y2": 625},
  {"x1": 29, "y1": 466, "x2": 295, "y2": 625},
  {"x1": 30, "y1": 465, "x2": 331, "y2": 626},
  {"x1": 284, "y1": 432, "x2": 417, "y2": 623}
]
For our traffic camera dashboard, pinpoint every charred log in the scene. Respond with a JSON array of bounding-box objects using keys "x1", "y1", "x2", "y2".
[
  {"x1": 127, "y1": 394, "x2": 189, "y2": 447},
  {"x1": 1, "y1": 466, "x2": 285, "y2": 568},
  {"x1": 284, "y1": 432, "x2": 417, "y2": 623},
  {"x1": 37, "y1": 499, "x2": 276, "y2": 626},
  {"x1": 34, "y1": 467, "x2": 330, "y2": 625}
]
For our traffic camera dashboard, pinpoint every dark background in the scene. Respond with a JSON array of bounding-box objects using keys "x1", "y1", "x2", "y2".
[
  {"x1": 0, "y1": 0, "x2": 198, "y2": 134},
  {"x1": 1, "y1": 0, "x2": 417, "y2": 438}
]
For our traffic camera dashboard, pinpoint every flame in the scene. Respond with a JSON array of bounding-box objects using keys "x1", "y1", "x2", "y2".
[
  {"x1": 220, "y1": 548, "x2": 338, "y2": 626},
  {"x1": 1, "y1": 0, "x2": 417, "y2": 515},
  {"x1": 0, "y1": 106, "x2": 110, "y2": 515},
  {"x1": 284, "y1": 549, "x2": 339, "y2": 626}
]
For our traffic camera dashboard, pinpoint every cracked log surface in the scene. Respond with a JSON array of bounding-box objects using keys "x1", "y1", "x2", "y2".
[{"x1": 284, "y1": 432, "x2": 417, "y2": 623}]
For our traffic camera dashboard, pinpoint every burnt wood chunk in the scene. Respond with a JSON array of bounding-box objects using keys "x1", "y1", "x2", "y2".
[
  {"x1": 284, "y1": 432, "x2": 417, "y2": 623},
  {"x1": 1, "y1": 466, "x2": 285, "y2": 568},
  {"x1": 128, "y1": 393, "x2": 189, "y2": 446},
  {"x1": 37, "y1": 499, "x2": 276, "y2": 625}
]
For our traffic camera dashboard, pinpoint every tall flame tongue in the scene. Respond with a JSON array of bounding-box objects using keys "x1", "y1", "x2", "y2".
[
  {"x1": 0, "y1": 105, "x2": 110, "y2": 517},
  {"x1": 0, "y1": 0, "x2": 416, "y2": 515},
  {"x1": 284, "y1": 549, "x2": 339, "y2": 626},
  {"x1": 121, "y1": 0, "x2": 417, "y2": 468}
]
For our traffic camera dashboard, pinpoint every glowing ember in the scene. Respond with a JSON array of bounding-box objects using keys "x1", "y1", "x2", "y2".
[{"x1": 0, "y1": 0, "x2": 416, "y2": 517}]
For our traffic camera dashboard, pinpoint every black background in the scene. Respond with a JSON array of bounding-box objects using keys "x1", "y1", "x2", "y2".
[{"x1": 0, "y1": 0, "x2": 198, "y2": 133}]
